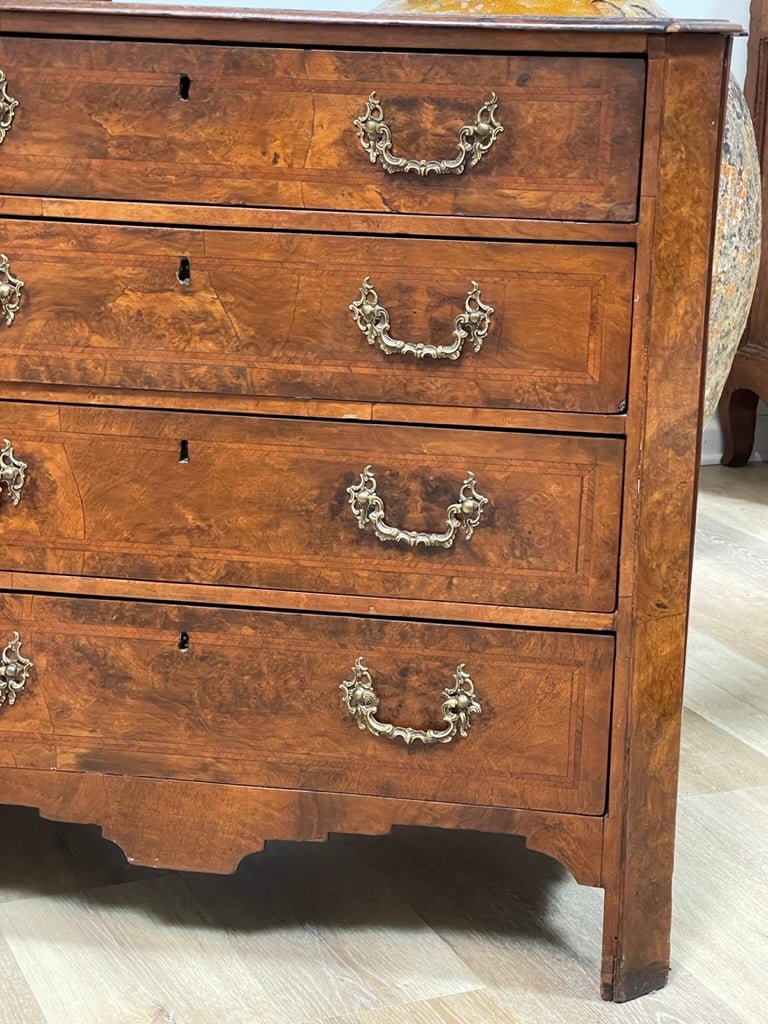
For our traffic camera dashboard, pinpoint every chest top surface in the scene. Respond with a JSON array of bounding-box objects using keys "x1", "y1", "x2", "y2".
[{"x1": 0, "y1": 0, "x2": 742, "y2": 34}]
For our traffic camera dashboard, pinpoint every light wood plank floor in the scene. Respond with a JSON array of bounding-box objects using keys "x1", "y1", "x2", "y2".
[{"x1": 0, "y1": 463, "x2": 766, "y2": 1024}]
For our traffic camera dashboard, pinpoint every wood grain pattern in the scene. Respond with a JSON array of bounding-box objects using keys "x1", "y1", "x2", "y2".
[
  {"x1": 0, "y1": 593, "x2": 614, "y2": 815},
  {"x1": 0, "y1": 39, "x2": 645, "y2": 221},
  {"x1": 1, "y1": 572, "x2": 617, "y2": 632},
  {"x1": 0, "y1": 402, "x2": 625, "y2": 612},
  {"x1": 719, "y1": 368, "x2": 768, "y2": 466},
  {"x1": 0, "y1": 382, "x2": 628, "y2": 436},
  {"x1": 0, "y1": 17, "x2": 648, "y2": 57},
  {"x1": 0, "y1": 805, "x2": 158, "y2": 905},
  {"x1": 0, "y1": 861, "x2": 478, "y2": 1024},
  {"x1": 0, "y1": 195, "x2": 641, "y2": 243},
  {"x1": 0, "y1": 2, "x2": 741, "y2": 48},
  {"x1": 0, "y1": 3, "x2": 737, "y2": 1005},
  {"x1": 1, "y1": 469, "x2": 766, "y2": 1024},
  {"x1": 0, "y1": 220, "x2": 634, "y2": 413},
  {"x1": 719, "y1": 0, "x2": 768, "y2": 466},
  {"x1": 0, "y1": 765, "x2": 604, "y2": 883},
  {"x1": 600, "y1": 33, "x2": 731, "y2": 1003}
]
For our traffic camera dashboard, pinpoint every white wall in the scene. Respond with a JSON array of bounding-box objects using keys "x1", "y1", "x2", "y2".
[{"x1": 663, "y1": 1, "x2": 749, "y2": 83}]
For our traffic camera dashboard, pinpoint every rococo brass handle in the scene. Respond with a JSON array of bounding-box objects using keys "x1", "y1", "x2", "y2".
[
  {"x1": 0, "y1": 439, "x2": 27, "y2": 506},
  {"x1": 0, "y1": 255, "x2": 24, "y2": 327},
  {"x1": 341, "y1": 658, "x2": 480, "y2": 746},
  {"x1": 354, "y1": 91, "x2": 503, "y2": 176},
  {"x1": 350, "y1": 277, "x2": 494, "y2": 360},
  {"x1": 0, "y1": 632, "x2": 33, "y2": 711},
  {"x1": 0, "y1": 70, "x2": 18, "y2": 144},
  {"x1": 347, "y1": 465, "x2": 487, "y2": 549}
]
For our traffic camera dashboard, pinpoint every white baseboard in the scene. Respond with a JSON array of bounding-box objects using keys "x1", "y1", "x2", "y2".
[{"x1": 701, "y1": 405, "x2": 768, "y2": 465}]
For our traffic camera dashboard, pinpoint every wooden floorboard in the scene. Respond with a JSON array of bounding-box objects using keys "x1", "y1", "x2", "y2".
[{"x1": 0, "y1": 463, "x2": 766, "y2": 1022}]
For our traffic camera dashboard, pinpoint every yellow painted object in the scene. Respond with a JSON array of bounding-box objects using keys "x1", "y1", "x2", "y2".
[{"x1": 375, "y1": 1, "x2": 668, "y2": 17}]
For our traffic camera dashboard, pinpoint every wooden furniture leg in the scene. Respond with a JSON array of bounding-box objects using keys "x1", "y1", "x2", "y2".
[
  {"x1": 720, "y1": 383, "x2": 760, "y2": 466},
  {"x1": 599, "y1": 32, "x2": 730, "y2": 1003},
  {"x1": 718, "y1": 0, "x2": 768, "y2": 464}
]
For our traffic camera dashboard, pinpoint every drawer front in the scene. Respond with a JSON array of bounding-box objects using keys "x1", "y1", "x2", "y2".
[
  {"x1": 0, "y1": 594, "x2": 614, "y2": 814},
  {"x1": 0, "y1": 403, "x2": 624, "y2": 612},
  {"x1": 0, "y1": 39, "x2": 645, "y2": 221},
  {"x1": 0, "y1": 221, "x2": 634, "y2": 414}
]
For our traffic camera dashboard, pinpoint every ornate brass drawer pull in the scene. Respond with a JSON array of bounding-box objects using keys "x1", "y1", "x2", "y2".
[
  {"x1": 0, "y1": 255, "x2": 24, "y2": 327},
  {"x1": 0, "y1": 70, "x2": 18, "y2": 144},
  {"x1": 0, "y1": 632, "x2": 33, "y2": 711},
  {"x1": 347, "y1": 465, "x2": 487, "y2": 549},
  {"x1": 341, "y1": 658, "x2": 480, "y2": 746},
  {"x1": 350, "y1": 278, "x2": 494, "y2": 361},
  {"x1": 354, "y1": 91, "x2": 503, "y2": 176},
  {"x1": 0, "y1": 439, "x2": 27, "y2": 506}
]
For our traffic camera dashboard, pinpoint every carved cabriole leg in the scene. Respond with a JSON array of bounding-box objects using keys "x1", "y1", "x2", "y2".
[
  {"x1": 599, "y1": 35, "x2": 731, "y2": 1002},
  {"x1": 719, "y1": 383, "x2": 760, "y2": 466}
]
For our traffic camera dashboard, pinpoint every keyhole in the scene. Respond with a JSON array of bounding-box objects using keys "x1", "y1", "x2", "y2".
[
  {"x1": 178, "y1": 631, "x2": 190, "y2": 652},
  {"x1": 179, "y1": 74, "x2": 191, "y2": 101},
  {"x1": 177, "y1": 257, "x2": 191, "y2": 287},
  {"x1": 179, "y1": 439, "x2": 189, "y2": 463}
]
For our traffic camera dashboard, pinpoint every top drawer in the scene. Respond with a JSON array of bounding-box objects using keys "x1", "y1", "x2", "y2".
[{"x1": 0, "y1": 40, "x2": 646, "y2": 222}]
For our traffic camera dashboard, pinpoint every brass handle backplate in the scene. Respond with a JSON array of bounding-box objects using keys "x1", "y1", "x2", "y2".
[
  {"x1": 0, "y1": 632, "x2": 33, "y2": 710},
  {"x1": 354, "y1": 91, "x2": 503, "y2": 176},
  {"x1": 0, "y1": 255, "x2": 24, "y2": 327},
  {"x1": 0, "y1": 69, "x2": 18, "y2": 144},
  {"x1": 0, "y1": 439, "x2": 27, "y2": 506},
  {"x1": 350, "y1": 277, "x2": 494, "y2": 361},
  {"x1": 347, "y1": 465, "x2": 487, "y2": 549},
  {"x1": 341, "y1": 658, "x2": 480, "y2": 746}
]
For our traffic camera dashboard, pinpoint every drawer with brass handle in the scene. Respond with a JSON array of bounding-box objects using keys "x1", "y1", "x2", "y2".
[
  {"x1": 0, "y1": 401, "x2": 624, "y2": 612},
  {"x1": 0, "y1": 220, "x2": 635, "y2": 415},
  {"x1": 0, "y1": 592, "x2": 614, "y2": 815},
  {"x1": 0, "y1": 39, "x2": 644, "y2": 221},
  {"x1": 0, "y1": 2, "x2": 734, "y2": 1004}
]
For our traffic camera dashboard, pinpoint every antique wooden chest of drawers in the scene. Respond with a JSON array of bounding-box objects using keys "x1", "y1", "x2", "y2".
[{"x1": 0, "y1": 0, "x2": 737, "y2": 1003}]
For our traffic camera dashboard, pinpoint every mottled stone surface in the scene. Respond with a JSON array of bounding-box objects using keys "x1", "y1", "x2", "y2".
[{"x1": 706, "y1": 78, "x2": 762, "y2": 421}]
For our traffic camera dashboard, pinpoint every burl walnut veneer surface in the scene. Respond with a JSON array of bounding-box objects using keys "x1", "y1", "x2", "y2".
[
  {"x1": 0, "y1": 38, "x2": 645, "y2": 221},
  {"x1": 0, "y1": 402, "x2": 624, "y2": 611},
  {"x1": 0, "y1": 0, "x2": 738, "y2": 1007},
  {"x1": 2, "y1": 465, "x2": 766, "y2": 1024},
  {"x1": 0, "y1": 593, "x2": 614, "y2": 815},
  {"x1": 1, "y1": 220, "x2": 634, "y2": 413}
]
